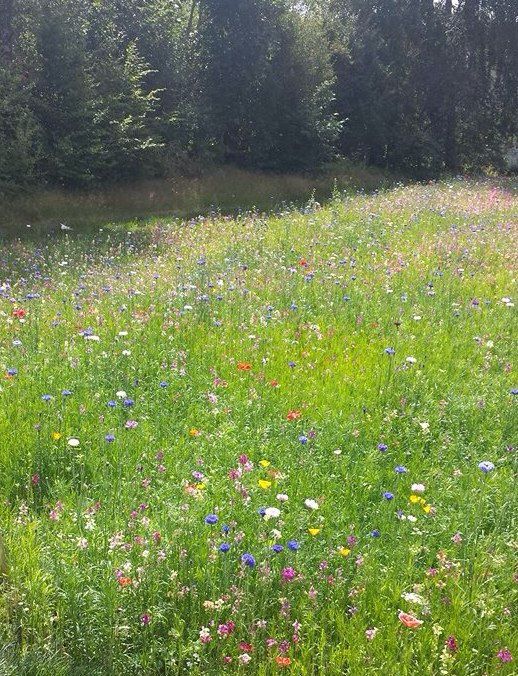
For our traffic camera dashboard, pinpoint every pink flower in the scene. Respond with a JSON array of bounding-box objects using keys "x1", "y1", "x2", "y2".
[
  {"x1": 281, "y1": 567, "x2": 296, "y2": 582},
  {"x1": 497, "y1": 648, "x2": 512, "y2": 663}
]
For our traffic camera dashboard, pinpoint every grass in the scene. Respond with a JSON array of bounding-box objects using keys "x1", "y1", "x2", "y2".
[
  {"x1": 0, "y1": 177, "x2": 516, "y2": 675},
  {"x1": 0, "y1": 162, "x2": 394, "y2": 237}
]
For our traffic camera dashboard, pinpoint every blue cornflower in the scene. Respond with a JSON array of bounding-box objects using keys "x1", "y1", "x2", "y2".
[
  {"x1": 478, "y1": 461, "x2": 495, "y2": 473},
  {"x1": 288, "y1": 361, "x2": 296, "y2": 368},
  {"x1": 290, "y1": 302, "x2": 298, "y2": 311},
  {"x1": 107, "y1": 400, "x2": 117, "y2": 408},
  {"x1": 510, "y1": 388, "x2": 518, "y2": 395},
  {"x1": 159, "y1": 381, "x2": 168, "y2": 388},
  {"x1": 383, "y1": 491, "x2": 394, "y2": 500},
  {"x1": 61, "y1": 389, "x2": 72, "y2": 396},
  {"x1": 219, "y1": 543, "x2": 230, "y2": 553},
  {"x1": 378, "y1": 443, "x2": 388, "y2": 452},
  {"x1": 258, "y1": 507, "x2": 266, "y2": 517},
  {"x1": 287, "y1": 540, "x2": 299, "y2": 551},
  {"x1": 395, "y1": 465, "x2": 408, "y2": 474},
  {"x1": 204, "y1": 514, "x2": 218, "y2": 525},
  {"x1": 221, "y1": 524, "x2": 230, "y2": 533},
  {"x1": 299, "y1": 435, "x2": 308, "y2": 445},
  {"x1": 241, "y1": 552, "x2": 255, "y2": 567},
  {"x1": 370, "y1": 529, "x2": 381, "y2": 538},
  {"x1": 41, "y1": 394, "x2": 52, "y2": 401},
  {"x1": 385, "y1": 347, "x2": 395, "y2": 355},
  {"x1": 123, "y1": 398, "x2": 134, "y2": 407},
  {"x1": 105, "y1": 434, "x2": 115, "y2": 443},
  {"x1": 271, "y1": 544, "x2": 284, "y2": 553},
  {"x1": 7, "y1": 368, "x2": 17, "y2": 376}
]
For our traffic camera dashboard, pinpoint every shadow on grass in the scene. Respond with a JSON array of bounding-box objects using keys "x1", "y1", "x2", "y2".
[{"x1": 0, "y1": 162, "x2": 397, "y2": 241}]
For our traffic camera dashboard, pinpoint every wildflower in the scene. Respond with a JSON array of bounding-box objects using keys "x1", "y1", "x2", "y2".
[
  {"x1": 275, "y1": 656, "x2": 291, "y2": 667},
  {"x1": 445, "y1": 636, "x2": 458, "y2": 653},
  {"x1": 497, "y1": 648, "x2": 512, "y2": 663},
  {"x1": 287, "y1": 540, "x2": 299, "y2": 551},
  {"x1": 118, "y1": 577, "x2": 132, "y2": 587},
  {"x1": 258, "y1": 480, "x2": 272, "y2": 489},
  {"x1": 67, "y1": 438, "x2": 80, "y2": 447},
  {"x1": 365, "y1": 628, "x2": 378, "y2": 641},
  {"x1": 299, "y1": 435, "x2": 308, "y2": 444},
  {"x1": 308, "y1": 528, "x2": 320, "y2": 536},
  {"x1": 264, "y1": 507, "x2": 280, "y2": 519},
  {"x1": 478, "y1": 460, "x2": 495, "y2": 473},
  {"x1": 276, "y1": 493, "x2": 288, "y2": 502},
  {"x1": 237, "y1": 362, "x2": 252, "y2": 371},
  {"x1": 370, "y1": 529, "x2": 380, "y2": 537},
  {"x1": 238, "y1": 653, "x2": 251, "y2": 665},
  {"x1": 304, "y1": 499, "x2": 319, "y2": 510},
  {"x1": 105, "y1": 433, "x2": 115, "y2": 443},
  {"x1": 241, "y1": 553, "x2": 256, "y2": 568},
  {"x1": 395, "y1": 465, "x2": 407, "y2": 474},
  {"x1": 259, "y1": 459, "x2": 270, "y2": 467},
  {"x1": 383, "y1": 491, "x2": 394, "y2": 500},
  {"x1": 12, "y1": 308, "x2": 26, "y2": 318},
  {"x1": 339, "y1": 547, "x2": 351, "y2": 557},
  {"x1": 272, "y1": 544, "x2": 284, "y2": 553},
  {"x1": 204, "y1": 514, "x2": 218, "y2": 525},
  {"x1": 398, "y1": 611, "x2": 423, "y2": 628},
  {"x1": 281, "y1": 567, "x2": 296, "y2": 582},
  {"x1": 385, "y1": 347, "x2": 395, "y2": 355},
  {"x1": 286, "y1": 410, "x2": 301, "y2": 421},
  {"x1": 378, "y1": 443, "x2": 388, "y2": 452},
  {"x1": 140, "y1": 613, "x2": 151, "y2": 626},
  {"x1": 411, "y1": 483, "x2": 425, "y2": 493},
  {"x1": 199, "y1": 626, "x2": 212, "y2": 643},
  {"x1": 124, "y1": 420, "x2": 138, "y2": 429},
  {"x1": 451, "y1": 532, "x2": 463, "y2": 544}
]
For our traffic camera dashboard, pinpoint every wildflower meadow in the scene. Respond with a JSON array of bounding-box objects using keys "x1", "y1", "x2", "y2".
[{"x1": 0, "y1": 179, "x2": 516, "y2": 675}]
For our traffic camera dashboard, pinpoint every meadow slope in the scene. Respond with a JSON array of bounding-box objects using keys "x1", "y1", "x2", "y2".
[{"x1": 0, "y1": 179, "x2": 517, "y2": 675}]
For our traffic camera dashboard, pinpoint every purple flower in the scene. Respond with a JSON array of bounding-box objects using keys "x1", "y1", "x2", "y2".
[
  {"x1": 140, "y1": 613, "x2": 151, "y2": 626},
  {"x1": 378, "y1": 443, "x2": 388, "y2": 452},
  {"x1": 219, "y1": 543, "x2": 230, "y2": 553},
  {"x1": 298, "y1": 435, "x2": 308, "y2": 445},
  {"x1": 478, "y1": 461, "x2": 495, "y2": 473},
  {"x1": 241, "y1": 552, "x2": 256, "y2": 567},
  {"x1": 105, "y1": 433, "x2": 115, "y2": 443},
  {"x1": 287, "y1": 540, "x2": 299, "y2": 551},
  {"x1": 384, "y1": 347, "x2": 395, "y2": 355},
  {"x1": 395, "y1": 465, "x2": 407, "y2": 474},
  {"x1": 370, "y1": 529, "x2": 381, "y2": 537},
  {"x1": 272, "y1": 544, "x2": 284, "y2": 553},
  {"x1": 204, "y1": 514, "x2": 218, "y2": 525},
  {"x1": 383, "y1": 491, "x2": 394, "y2": 500}
]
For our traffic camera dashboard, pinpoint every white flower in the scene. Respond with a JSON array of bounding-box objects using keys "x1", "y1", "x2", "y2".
[
  {"x1": 406, "y1": 356, "x2": 417, "y2": 364},
  {"x1": 76, "y1": 537, "x2": 88, "y2": 549},
  {"x1": 304, "y1": 499, "x2": 319, "y2": 510},
  {"x1": 264, "y1": 507, "x2": 280, "y2": 519},
  {"x1": 122, "y1": 350, "x2": 131, "y2": 356},
  {"x1": 67, "y1": 438, "x2": 80, "y2": 447},
  {"x1": 118, "y1": 331, "x2": 128, "y2": 336},
  {"x1": 411, "y1": 483, "x2": 426, "y2": 493},
  {"x1": 407, "y1": 515, "x2": 417, "y2": 522},
  {"x1": 402, "y1": 592, "x2": 425, "y2": 605},
  {"x1": 116, "y1": 390, "x2": 127, "y2": 398},
  {"x1": 276, "y1": 493, "x2": 289, "y2": 502},
  {"x1": 84, "y1": 334, "x2": 100, "y2": 341}
]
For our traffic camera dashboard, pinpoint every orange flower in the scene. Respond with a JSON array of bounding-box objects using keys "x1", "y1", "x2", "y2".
[
  {"x1": 299, "y1": 258, "x2": 307, "y2": 267},
  {"x1": 398, "y1": 611, "x2": 423, "y2": 628},
  {"x1": 270, "y1": 380, "x2": 279, "y2": 387},
  {"x1": 286, "y1": 410, "x2": 301, "y2": 421},
  {"x1": 237, "y1": 362, "x2": 252, "y2": 371},
  {"x1": 118, "y1": 577, "x2": 132, "y2": 587},
  {"x1": 275, "y1": 656, "x2": 291, "y2": 667}
]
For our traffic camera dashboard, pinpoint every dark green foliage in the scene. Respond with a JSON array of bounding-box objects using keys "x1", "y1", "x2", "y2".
[{"x1": 0, "y1": 0, "x2": 516, "y2": 192}]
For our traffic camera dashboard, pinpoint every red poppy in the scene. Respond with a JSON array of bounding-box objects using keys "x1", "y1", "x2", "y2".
[
  {"x1": 286, "y1": 410, "x2": 301, "y2": 421},
  {"x1": 276, "y1": 656, "x2": 291, "y2": 667},
  {"x1": 13, "y1": 308, "x2": 26, "y2": 318},
  {"x1": 237, "y1": 362, "x2": 252, "y2": 371}
]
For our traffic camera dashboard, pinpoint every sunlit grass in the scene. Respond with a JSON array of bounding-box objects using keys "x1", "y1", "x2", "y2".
[{"x1": 0, "y1": 177, "x2": 516, "y2": 674}]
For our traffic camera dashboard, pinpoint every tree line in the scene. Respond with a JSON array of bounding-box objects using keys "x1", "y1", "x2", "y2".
[{"x1": 1, "y1": 0, "x2": 516, "y2": 193}]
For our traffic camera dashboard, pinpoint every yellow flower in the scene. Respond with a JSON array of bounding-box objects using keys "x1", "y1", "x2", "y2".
[
  {"x1": 189, "y1": 428, "x2": 200, "y2": 437},
  {"x1": 259, "y1": 460, "x2": 270, "y2": 468},
  {"x1": 308, "y1": 528, "x2": 321, "y2": 536},
  {"x1": 258, "y1": 479, "x2": 272, "y2": 489},
  {"x1": 409, "y1": 494, "x2": 420, "y2": 504},
  {"x1": 339, "y1": 547, "x2": 351, "y2": 557},
  {"x1": 52, "y1": 432, "x2": 61, "y2": 440},
  {"x1": 423, "y1": 503, "x2": 432, "y2": 514},
  {"x1": 196, "y1": 482, "x2": 206, "y2": 490}
]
